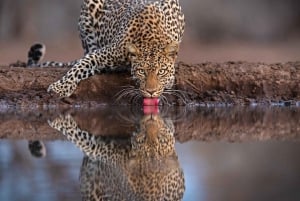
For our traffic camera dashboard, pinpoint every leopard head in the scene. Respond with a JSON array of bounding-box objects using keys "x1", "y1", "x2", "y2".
[
  {"x1": 127, "y1": 42, "x2": 179, "y2": 98},
  {"x1": 131, "y1": 114, "x2": 175, "y2": 157}
]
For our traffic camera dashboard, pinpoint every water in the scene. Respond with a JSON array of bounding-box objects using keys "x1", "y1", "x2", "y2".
[{"x1": 0, "y1": 106, "x2": 299, "y2": 201}]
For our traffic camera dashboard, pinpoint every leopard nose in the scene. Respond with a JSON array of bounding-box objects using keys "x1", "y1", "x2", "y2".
[
  {"x1": 146, "y1": 89, "x2": 155, "y2": 94},
  {"x1": 146, "y1": 89, "x2": 157, "y2": 97}
]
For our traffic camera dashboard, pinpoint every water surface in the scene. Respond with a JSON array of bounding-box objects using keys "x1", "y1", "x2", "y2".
[{"x1": 0, "y1": 106, "x2": 299, "y2": 201}]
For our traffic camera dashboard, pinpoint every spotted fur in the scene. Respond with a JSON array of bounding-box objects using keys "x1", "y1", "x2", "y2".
[
  {"x1": 48, "y1": 114, "x2": 185, "y2": 200},
  {"x1": 28, "y1": 0, "x2": 184, "y2": 98}
]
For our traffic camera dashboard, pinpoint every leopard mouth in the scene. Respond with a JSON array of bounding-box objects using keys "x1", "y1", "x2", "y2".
[
  {"x1": 141, "y1": 89, "x2": 160, "y2": 106},
  {"x1": 143, "y1": 97, "x2": 159, "y2": 106},
  {"x1": 143, "y1": 98, "x2": 160, "y2": 114}
]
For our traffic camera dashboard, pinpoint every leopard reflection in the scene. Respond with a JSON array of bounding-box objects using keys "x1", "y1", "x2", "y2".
[{"x1": 49, "y1": 113, "x2": 185, "y2": 201}]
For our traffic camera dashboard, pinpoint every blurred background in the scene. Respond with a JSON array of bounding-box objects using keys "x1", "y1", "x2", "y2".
[{"x1": 0, "y1": 0, "x2": 300, "y2": 64}]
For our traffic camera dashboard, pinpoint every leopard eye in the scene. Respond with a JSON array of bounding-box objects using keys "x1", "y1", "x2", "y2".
[
  {"x1": 158, "y1": 69, "x2": 166, "y2": 75},
  {"x1": 137, "y1": 69, "x2": 145, "y2": 76}
]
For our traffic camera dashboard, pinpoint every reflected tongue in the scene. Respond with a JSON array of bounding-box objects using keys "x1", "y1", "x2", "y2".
[{"x1": 143, "y1": 98, "x2": 159, "y2": 106}]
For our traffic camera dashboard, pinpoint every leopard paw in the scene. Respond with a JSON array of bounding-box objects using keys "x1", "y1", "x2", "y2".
[{"x1": 47, "y1": 79, "x2": 77, "y2": 97}]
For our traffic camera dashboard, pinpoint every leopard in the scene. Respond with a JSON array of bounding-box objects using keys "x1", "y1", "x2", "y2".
[
  {"x1": 48, "y1": 113, "x2": 185, "y2": 201},
  {"x1": 28, "y1": 0, "x2": 185, "y2": 100}
]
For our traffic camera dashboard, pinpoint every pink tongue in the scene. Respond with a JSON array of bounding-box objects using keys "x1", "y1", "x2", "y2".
[
  {"x1": 143, "y1": 98, "x2": 159, "y2": 106},
  {"x1": 143, "y1": 98, "x2": 159, "y2": 114}
]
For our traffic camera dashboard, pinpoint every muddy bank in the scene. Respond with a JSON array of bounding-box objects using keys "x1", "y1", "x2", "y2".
[
  {"x1": 1, "y1": 61, "x2": 300, "y2": 107},
  {"x1": 0, "y1": 107, "x2": 299, "y2": 142}
]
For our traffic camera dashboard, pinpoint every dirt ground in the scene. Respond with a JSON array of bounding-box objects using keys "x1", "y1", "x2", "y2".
[{"x1": 0, "y1": 61, "x2": 299, "y2": 108}]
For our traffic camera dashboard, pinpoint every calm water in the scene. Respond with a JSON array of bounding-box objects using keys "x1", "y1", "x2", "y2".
[{"x1": 0, "y1": 106, "x2": 300, "y2": 201}]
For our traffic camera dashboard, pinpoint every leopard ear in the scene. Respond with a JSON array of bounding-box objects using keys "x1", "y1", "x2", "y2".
[
  {"x1": 164, "y1": 42, "x2": 179, "y2": 57},
  {"x1": 126, "y1": 43, "x2": 139, "y2": 59}
]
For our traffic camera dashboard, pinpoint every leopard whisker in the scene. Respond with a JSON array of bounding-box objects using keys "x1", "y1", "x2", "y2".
[
  {"x1": 114, "y1": 86, "x2": 135, "y2": 97},
  {"x1": 159, "y1": 94, "x2": 171, "y2": 106},
  {"x1": 132, "y1": 93, "x2": 143, "y2": 105},
  {"x1": 163, "y1": 89, "x2": 190, "y2": 105},
  {"x1": 114, "y1": 86, "x2": 140, "y2": 103}
]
